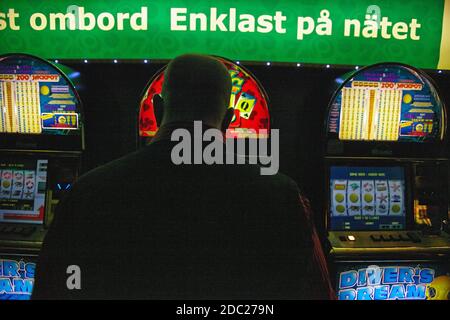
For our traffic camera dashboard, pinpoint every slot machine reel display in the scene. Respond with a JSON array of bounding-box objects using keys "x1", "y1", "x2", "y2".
[
  {"x1": 138, "y1": 56, "x2": 270, "y2": 144},
  {"x1": 325, "y1": 63, "x2": 450, "y2": 300},
  {"x1": 0, "y1": 54, "x2": 84, "y2": 299}
]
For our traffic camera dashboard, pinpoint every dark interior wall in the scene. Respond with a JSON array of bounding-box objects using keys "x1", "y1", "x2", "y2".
[{"x1": 65, "y1": 61, "x2": 450, "y2": 230}]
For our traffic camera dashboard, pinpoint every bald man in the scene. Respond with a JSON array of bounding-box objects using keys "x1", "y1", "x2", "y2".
[{"x1": 33, "y1": 54, "x2": 333, "y2": 299}]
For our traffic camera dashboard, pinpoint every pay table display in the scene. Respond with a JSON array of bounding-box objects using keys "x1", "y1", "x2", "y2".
[
  {"x1": 0, "y1": 58, "x2": 80, "y2": 134},
  {"x1": 327, "y1": 65, "x2": 445, "y2": 142}
]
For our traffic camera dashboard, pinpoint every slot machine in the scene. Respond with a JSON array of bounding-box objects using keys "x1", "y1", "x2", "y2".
[
  {"x1": 324, "y1": 63, "x2": 450, "y2": 300},
  {"x1": 0, "y1": 54, "x2": 84, "y2": 299},
  {"x1": 137, "y1": 56, "x2": 270, "y2": 145}
]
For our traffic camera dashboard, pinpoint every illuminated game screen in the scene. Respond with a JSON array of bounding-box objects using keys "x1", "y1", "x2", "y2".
[
  {"x1": 0, "y1": 256, "x2": 36, "y2": 300},
  {"x1": 336, "y1": 262, "x2": 450, "y2": 300},
  {"x1": 0, "y1": 158, "x2": 48, "y2": 224},
  {"x1": 327, "y1": 64, "x2": 445, "y2": 142},
  {"x1": 139, "y1": 57, "x2": 270, "y2": 139},
  {"x1": 329, "y1": 166, "x2": 406, "y2": 231},
  {"x1": 0, "y1": 55, "x2": 81, "y2": 135}
]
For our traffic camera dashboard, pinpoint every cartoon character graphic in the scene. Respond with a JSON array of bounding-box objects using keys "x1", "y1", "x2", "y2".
[{"x1": 426, "y1": 275, "x2": 450, "y2": 300}]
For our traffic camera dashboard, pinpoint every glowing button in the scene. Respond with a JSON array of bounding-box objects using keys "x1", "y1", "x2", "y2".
[
  {"x1": 403, "y1": 94, "x2": 412, "y2": 104},
  {"x1": 40, "y1": 85, "x2": 50, "y2": 95}
]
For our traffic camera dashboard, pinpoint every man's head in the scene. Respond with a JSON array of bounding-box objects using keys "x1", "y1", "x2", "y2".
[{"x1": 154, "y1": 54, "x2": 233, "y2": 130}]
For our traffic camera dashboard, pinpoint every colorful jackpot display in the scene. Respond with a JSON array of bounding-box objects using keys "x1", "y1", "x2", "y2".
[
  {"x1": 324, "y1": 63, "x2": 450, "y2": 301},
  {"x1": 0, "y1": 55, "x2": 81, "y2": 135},
  {"x1": 139, "y1": 57, "x2": 270, "y2": 139},
  {"x1": 327, "y1": 64, "x2": 445, "y2": 142}
]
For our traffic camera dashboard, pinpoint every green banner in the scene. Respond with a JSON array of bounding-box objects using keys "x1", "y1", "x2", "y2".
[{"x1": 1, "y1": 0, "x2": 449, "y2": 69}]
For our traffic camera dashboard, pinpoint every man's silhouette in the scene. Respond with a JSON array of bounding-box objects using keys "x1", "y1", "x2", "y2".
[{"x1": 33, "y1": 54, "x2": 333, "y2": 299}]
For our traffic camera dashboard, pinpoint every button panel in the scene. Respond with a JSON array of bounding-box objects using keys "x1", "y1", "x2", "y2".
[
  {"x1": 367, "y1": 232, "x2": 422, "y2": 243},
  {"x1": 338, "y1": 232, "x2": 424, "y2": 244},
  {"x1": 0, "y1": 225, "x2": 36, "y2": 237}
]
